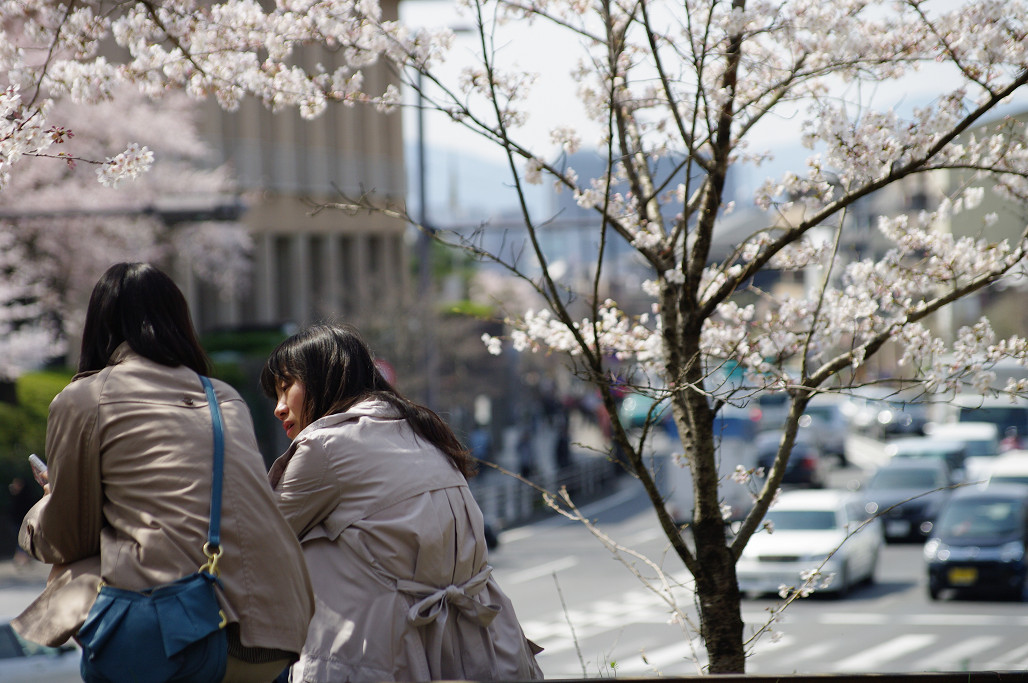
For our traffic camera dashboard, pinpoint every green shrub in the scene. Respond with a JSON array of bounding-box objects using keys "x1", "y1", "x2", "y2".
[{"x1": 0, "y1": 369, "x2": 74, "y2": 533}]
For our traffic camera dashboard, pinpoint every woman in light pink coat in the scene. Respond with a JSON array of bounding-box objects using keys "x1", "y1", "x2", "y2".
[{"x1": 262, "y1": 323, "x2": 543, "y2": 683}]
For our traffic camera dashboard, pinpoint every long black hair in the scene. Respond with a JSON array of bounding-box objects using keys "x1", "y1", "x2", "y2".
[
  {"x1": 78, "y1": 262, "x2": 210, "y2": 375},
  {"x1": 260, "y1": 323, "x2": 475, "y2": 478}
]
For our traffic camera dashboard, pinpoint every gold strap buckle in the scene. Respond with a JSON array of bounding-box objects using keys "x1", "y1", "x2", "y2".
[{"x1": 200, "y1": 542, "x2": 223, "y2": 577}]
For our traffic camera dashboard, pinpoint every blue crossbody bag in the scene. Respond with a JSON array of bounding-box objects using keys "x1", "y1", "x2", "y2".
[{"x1": 78, "y1": 374, "x2": 229, "y2": 683}]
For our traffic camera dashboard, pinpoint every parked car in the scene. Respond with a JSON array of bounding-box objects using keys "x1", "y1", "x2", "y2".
[
  {"x1": 931, "y1": 393, "x2": 1028, "y2": 438},
  {"x1": 924, "y1": 482, "x2": 1028, "y2": 601},
  {"x1": 618, "y1": 392, "x2": 674, "y2": 433},
  {"x1": 875, "y1": 398, "x2": 929, "y2": 438},
  {"x1": 754, "y1": 429, "x2": 827, "y2": 488},
  {"x1": 661, "y1": 405, "x2": 761, "y2": 524},
  {"x1": 885, "y1": 437, "x2": 967, "y2": 481},
  {"x1": 839, "y1": 386, "x2": 894, "y2": 435},
  {"x1": 801, "y1": 395, "x2": 850, "y2": 462},
  {"x1": 0, "y1": 620, "x2": 80, "y2": 683},
  {"x1": 754, "y1": 392, "x2": 790, "y2": 432},
  {"x1": 985, "y1": 450, "x2": 1028, "y2": 487},
  {"x1": 925, "y1": 421, "x2": 1000, "y2": 483},
  {"x1": 861, "y1": 458, "x2": 954, "y2": 542},
  {"x1": 737, "y1": 489, "x2": 883, "y2": 597}
]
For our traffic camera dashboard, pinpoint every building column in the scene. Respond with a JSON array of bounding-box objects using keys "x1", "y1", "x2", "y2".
[
  {"x1": 255, "y1": 233, "x2": 276, "y2": 324},
  {"x1": 291, "y1": 233, "x2": 311, "y2": 325},
  {"x1": 351, "y1": 234, "x2": 370, "y2": 315},
  {"x1": 322, "y1": 233, "x2": 341, "y2": 318}
]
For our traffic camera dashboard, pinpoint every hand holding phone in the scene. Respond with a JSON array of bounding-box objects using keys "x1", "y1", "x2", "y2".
[{"x1": 28, "y1": 453, "x2": 48, "y2": 488}]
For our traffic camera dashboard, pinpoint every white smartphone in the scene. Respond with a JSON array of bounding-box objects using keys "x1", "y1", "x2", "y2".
[{"x1": 28, "y1": 453, "x2": 47, "y2": 486}]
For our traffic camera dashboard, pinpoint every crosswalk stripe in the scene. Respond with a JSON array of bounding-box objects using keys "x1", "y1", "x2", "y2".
[
  {"x1": 910, "y1": 635, "x2": 1000, "y2": 671},
  {"x1": 993, "y1": 641, "x2": 1028, "y2": 669},
  {"x1": 831, "y1": 634, "x2": 937, "y2": 671},
  {"x1": 502, "y1": 556, "x2": 579, "y2": 584},
  {"x1": 817, "y1": 612, "x2": 890, "y2": 625},
  {"x1": 747, "y1": 634, "x2": 796, "y2": 656},
  {"x1": 521, "y1": 586, "x2": 1027, "y2": 677},
  {"x1": 611, "y1": 639, "x2": 707, "y2": 675}
]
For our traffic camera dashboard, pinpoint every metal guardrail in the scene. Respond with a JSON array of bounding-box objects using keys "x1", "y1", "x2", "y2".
[{"x1": 469, "y1": 456, "x2": 619, "y2": 529}]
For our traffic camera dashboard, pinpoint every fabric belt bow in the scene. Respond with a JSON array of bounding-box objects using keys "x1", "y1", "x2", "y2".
[{"x1": 397, "y1": 566, "x2": 500, "y2": 628}]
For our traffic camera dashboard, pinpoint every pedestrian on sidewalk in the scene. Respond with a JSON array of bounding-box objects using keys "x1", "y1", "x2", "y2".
[{"x1": 262, "y1": 322, "x2": 543, "y2": 682}]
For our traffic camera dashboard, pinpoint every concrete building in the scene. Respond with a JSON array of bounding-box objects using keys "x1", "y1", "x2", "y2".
[{"x1": 174, "y1": 1, "x2": 410, "y2": 337}]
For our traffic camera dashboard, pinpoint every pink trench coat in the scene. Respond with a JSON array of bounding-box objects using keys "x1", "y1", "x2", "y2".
[
  {"x1": 13, "y1": 345, "x2": 314, "y2": 658},
  {"x1": 269, "y1": 399, "x2": 544, "y2": 682}
]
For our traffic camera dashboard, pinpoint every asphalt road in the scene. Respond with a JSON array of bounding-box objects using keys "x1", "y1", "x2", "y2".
[
  {"x1": 3, "y1": 435, "x2": 1024, "y2": 677},
  {"x1": 487, "y1": 447, "x2": 1028, "y2": 677}
]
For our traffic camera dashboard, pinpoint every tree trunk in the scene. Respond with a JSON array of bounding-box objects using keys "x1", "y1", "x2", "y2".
[
  {"x1": 670, "y1": 330, "x2": 747, "y2": 673},
  {"x1": 693, "y1": 515, "x2": 746, "y2": 672}
]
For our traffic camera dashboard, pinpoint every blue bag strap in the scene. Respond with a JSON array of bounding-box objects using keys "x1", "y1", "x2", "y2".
[{"x1": 199, "y1": 375, "x2": 225, "y2": 570}]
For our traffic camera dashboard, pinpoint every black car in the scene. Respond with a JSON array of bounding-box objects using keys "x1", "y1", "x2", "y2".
[
  {"x1": 861, "y1": 459, "x2": 953, "y2": 542},
  {"x1": 924, "y1": 483, "x2": 1028, "y2": 601},
  {"x1": 754, "y1": 430, "x2": 826, "y2": 488}
]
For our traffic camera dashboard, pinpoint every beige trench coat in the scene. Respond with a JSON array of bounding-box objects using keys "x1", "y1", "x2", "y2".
[
  {"x1": 14, "y1": 345, "x2": 314, "y2": 657},
  {"x1": 269, "y1": 399, "x2": 543, "y2": 682}
]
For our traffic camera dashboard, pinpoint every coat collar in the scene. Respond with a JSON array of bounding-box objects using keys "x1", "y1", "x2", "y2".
[
  {"x1": 109, "y1": 342, "x2": 137, "y2": 365},
  {"x1": 296, "y1": 398, "x2": 400, "y2": 439},
  {"x1": 70, "y1": 342, "x2": 138, "y2": 382}
]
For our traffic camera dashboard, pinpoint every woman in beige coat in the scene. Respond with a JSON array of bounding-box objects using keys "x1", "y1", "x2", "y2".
[
  {"x1": 14, "y1": 262, "x2": 314, "y2": 682},
  {"x1": 262, "y1": 323, "x2": 543, "y2": 682}
]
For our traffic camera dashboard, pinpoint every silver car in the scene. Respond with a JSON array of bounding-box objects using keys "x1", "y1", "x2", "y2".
[{"x1": 737, "y1": 489, "x2": 884, "y2": 598}]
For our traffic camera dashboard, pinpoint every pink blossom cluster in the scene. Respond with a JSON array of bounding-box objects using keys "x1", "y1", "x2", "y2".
[{"x1": 0, "y1": 0, "x2": 1027, "y2": 401}]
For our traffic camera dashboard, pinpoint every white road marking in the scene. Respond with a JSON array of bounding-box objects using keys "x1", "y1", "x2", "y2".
[
  {"x1": 613, "y1": 638, "x2": 707, "y2": 675},
  {"x1": 993, "y1": 641, "x2": 1028, "y2": 669},
  {"x1": 911, "y1": 635, "x2": 1000, "y2": 671},
  {"x1": 830, "y1": 634, "x2": 937, "y2": 671},
  {"x1": 817, "y1": 612, "x2": 891, "y2": 625},
  {"x1": 502, "y1": 556, "x2": 579, "y2": 585}
]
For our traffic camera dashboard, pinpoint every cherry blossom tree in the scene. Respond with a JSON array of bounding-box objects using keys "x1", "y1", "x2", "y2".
[
  {"x1": 0, "y1": 228, "x2": 62, "y2": 379},
  {"x1": 0, "y1": 78, "x2": 250, "y2": 368},
  {"x1": 3, "y1": 0, "x2": 1028, "y2": 673}
]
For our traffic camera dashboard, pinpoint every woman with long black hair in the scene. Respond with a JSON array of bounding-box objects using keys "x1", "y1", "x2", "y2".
[
  {"x1": 262, "y1": 322, "x2": 542, "y2": 682},
  {"x1": 15, "y1": 262, "x2": 314, "y2": 682}
]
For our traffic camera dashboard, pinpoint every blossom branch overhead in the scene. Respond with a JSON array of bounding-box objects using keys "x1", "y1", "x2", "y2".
[{"x1": 4, "y1": 0, "x2": 1028, "y2": 673}]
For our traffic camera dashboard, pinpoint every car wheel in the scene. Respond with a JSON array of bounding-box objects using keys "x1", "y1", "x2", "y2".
[
  {"x1": 1009, "y1": 575, "x2": 1026, "y2": 602},
  {"x1": 928, "y1": 582, "x2": 942, "y2": 601},
  {"x1": 833, "y1": 563, "x2": 850, "y2": 598},
  {"x1": 864, "y1": 549, "x2": 878, "y2": 586}
]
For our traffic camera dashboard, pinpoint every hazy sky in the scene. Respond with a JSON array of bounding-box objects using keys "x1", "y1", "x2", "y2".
[{"x1": 398, "y1": 0, "x2": 1028, "y2": 213}]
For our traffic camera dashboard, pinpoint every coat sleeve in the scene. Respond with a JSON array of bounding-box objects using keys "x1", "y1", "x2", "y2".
[
  {"x1": 272, "y1": 437, "x2": 340, "y2": 541},
  {"x1": 19, "y1": 382, "x2": 104, "y2": 565}
]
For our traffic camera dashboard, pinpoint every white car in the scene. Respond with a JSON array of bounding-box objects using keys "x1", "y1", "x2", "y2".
[
  {"x1": 924, "y1": 421, "x2": 1000, "y2": 483},
  {"x1": 985, "y1": 450, "x2": 1028, "y2": 487},
  {"x1": 0, "y1": 621, "x2": 80, "y2": 683},
  {"x1": 801, "y1": 395, "x2": 850, "y2": 460},
  {"x1": 737, "y1": 489, "x2": 883, "y2": 598}
]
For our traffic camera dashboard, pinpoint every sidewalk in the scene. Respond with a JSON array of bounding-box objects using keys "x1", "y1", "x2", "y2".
[
  {"x1": 0, "y1": 556, "x2": 47, "y2": 585},
  {"x1": 0, "y1": 557, "x2": 47, "y2": 620},
  {"x1": 469, "y1": 412, "x2": 621, "y2": 529}
]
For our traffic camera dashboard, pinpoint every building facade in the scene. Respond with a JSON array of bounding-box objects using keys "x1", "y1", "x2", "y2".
[{"x1": 175, "y1": 0, "x2": 410, "y2": 336}]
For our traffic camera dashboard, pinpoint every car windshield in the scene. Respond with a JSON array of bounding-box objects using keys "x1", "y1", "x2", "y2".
[
  {"x1": 870, "y1": 469, "x2": 944, "y2": 489},
  {"x1": 765, "y1": 509, "x2": 838, "y2": 531},
  {"x1": 960, "y1": 439, "x2": 998, "y2": 458},
  {"x1": 804, "y1": 406, "x2": 836, "y2": 420},
  {"x1": 958, "y1": 406, "x2": 1028, "y2": 434},
  {"x1": 990, "y1": 475, "x2": 1028, "y2": 486},
  {"x1": 895, "y1": 444, "x2": 961, "y2": 458},
  {"x1": 935, "y1": 499, "x2": 1022, "y2": 539}
]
